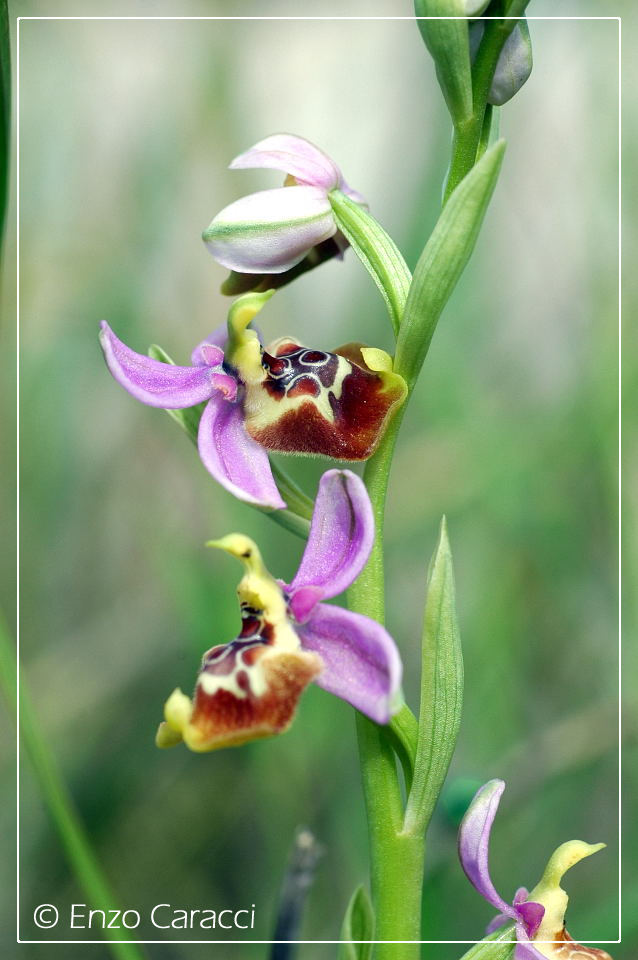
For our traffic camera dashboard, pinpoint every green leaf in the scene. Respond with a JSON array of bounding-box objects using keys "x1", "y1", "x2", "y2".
[
  {"x1": 329, "y1": 190, "x2": 412, "y2": 337},
  {"x1": 387, "y1": 702, "x2": 418, "y2": 791},
  {"x1": 414, "y1": 0, "x2": 473, "y2": 126},
  {"x1": 476, "y1": 104, "x2": 501, "y2": 162},
  {"x1": 457, "y1": 924, "x2": 517, "y2": 960},
  {"x1": 394, "y1": 139, "x2": 506, "y2": 388},
  {"x1": 403, "y1": 517, "x2": 463, "y2": 836},
  {"x1": 338, "y1": 884, "x2": 375, "y2": 960}
]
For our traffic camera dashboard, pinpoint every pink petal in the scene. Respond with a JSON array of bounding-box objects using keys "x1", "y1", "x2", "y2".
[
  {"x1": 486, "y1": 913, "x2": 512, "y2": 935},
  {"x1": 191, "y1": 323, "x2": 229, "y2": 366},
  {"x1": 197, "y1": 397, "x2": 286, "y2": 510},
  {"x1": 289, "y1": 469, "x2": 374, "y2": 600},
  {"x1": 99, "y1": 322, "x2": 214, "y2": 408},
  {"x1": 516, "y1": 902, "x2": 545, "y2": 940},
  {"x1": 288, "y1": 586, "x2": 324, "y2": 624},
  {"x1": 298, "y1": 603, "x2": 401, "y2": 724},
  {"x1": 203, "y1": 186, "x2": 336, "y2": 273},
  {"x1": 210, "y1": 372, "x2": 238, "y2": 402},
  {"x1": 458, "y1": 780, "x2": 516, "y2": 919},
  {"x1": 229, "y1": 134, "x2": 341, "y2": 191},
  {"x1": 513, "y1": 920, "x2": 548, "y2": 960}
]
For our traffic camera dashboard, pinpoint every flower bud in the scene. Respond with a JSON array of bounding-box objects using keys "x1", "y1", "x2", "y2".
[
  {"x1": 488, "y1": 21, "x2": 533, "y2": 106},
  {"x1": 469, "y1": 19, "x2": 533, "y2": 106}
]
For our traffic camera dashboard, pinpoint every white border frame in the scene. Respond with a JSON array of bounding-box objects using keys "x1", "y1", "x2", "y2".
[{"x1": 15, "y1": 13, "x2": 623, "y2": 948}]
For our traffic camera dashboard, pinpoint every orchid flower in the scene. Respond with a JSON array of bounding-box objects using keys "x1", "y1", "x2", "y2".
[
  {"x1": 155, "y1": 469, "x2": 402, "y2": 752},
  {"x1": 202, "y1": 134, "x2": 365, "y2": 290},
  {"x1": 99, "y1": 291, "x2": 406, "y2": 510},
  {"x1": 459, "y1": 779, "x2": 612, "y2": 960}
]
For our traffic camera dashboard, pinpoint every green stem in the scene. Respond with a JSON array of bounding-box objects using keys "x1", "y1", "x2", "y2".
[
  {"x1": 444, "y1": 17, "x2": 518, "y2": 204},
  {"x1": 0, "y1": 616, "x2": 146, "y2": 960},
  {"x1": 347, "y1": 411, "x2": 425, "y2": 958}
]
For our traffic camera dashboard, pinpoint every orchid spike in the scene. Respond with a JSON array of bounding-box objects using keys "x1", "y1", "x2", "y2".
[
  {"x1": 99, "y1": 294, "x2": 406, "y2": 508},
  {"x1": 459, "y1": 779, "x2": 612, "y2": 960},
  {"x1": 202, "y1": 134, "x2": 366, "y2": 290},
  {"x1": 155, "y1": 470, "x2": 402, "y2": 752}
]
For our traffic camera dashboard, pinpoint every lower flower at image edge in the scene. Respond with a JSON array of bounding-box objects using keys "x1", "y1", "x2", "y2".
[
  {"x1": 459, "y1": 779, "x2": 614, "y2": 959},
  {"x1": 156, "y1": 469, "x2": 402, "y2": 752}
]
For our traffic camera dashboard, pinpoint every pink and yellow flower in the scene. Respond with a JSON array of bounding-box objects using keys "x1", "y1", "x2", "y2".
[
  {"x1": 100, "y1": 292, "x2": 406, "y2": 509},
  {"x1": 156, "y1": 470, "x2": 402, "y2": 752}
]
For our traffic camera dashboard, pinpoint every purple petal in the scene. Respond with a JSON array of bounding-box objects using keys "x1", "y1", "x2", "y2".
[
  {"x1": 513, "y1": 920, "x2": 548, "y2": 960},
  {"x1": 210, "y1": 372, "x2": 238, "y2": 402},
  {"x1": 486, "y1": 913, "x2": 512, "y2": 935},
  {"x1": 197, "y1": 396, "x2": 286, "y2": 509},
  {"x1": 191, "y1": 322, "x2": 263, "y2": 366},
  {"x1": 229, "y1": 134, "x2": 341, "y2": 191},
  {"x1": 191, "y1": 323, "x2": 229, "y2": 366},
  {"x1": 289, "y1": 469, "x2": 374, "y2": 601},
  {"x1": 513, "y1": 888, "x2": 530, "y2": 906},
  {"x1": 516, "y1": 901, "x2": 545, "y2": 939},
  {"x1": 288, "y1": 586, "x2": 325, "y2": 624},
  {"x1": 458, "y1": 780, "x2": 515, "y2": 918},
  {"x1": 99, "y1": 322, "x2": 214, "y2": 408},
  {"x1": 298, "y1": 603, "x2": 401, "y2": 724},
  {"x1": 203, "y1": 186, "x2": 337, "y2": 273}
]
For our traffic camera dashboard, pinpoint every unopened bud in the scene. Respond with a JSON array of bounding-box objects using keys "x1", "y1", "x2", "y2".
[{"x1": 488, "y1": 21, "x2": 533, "y2": 106}]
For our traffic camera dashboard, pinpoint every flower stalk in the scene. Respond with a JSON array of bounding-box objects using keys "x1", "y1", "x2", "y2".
[
  {"x1": 444, "y1": 11, "x2": 527, "y2": 203},
  {"x1": 341, "y1": 91, "x2": 506, "y2": 958}
]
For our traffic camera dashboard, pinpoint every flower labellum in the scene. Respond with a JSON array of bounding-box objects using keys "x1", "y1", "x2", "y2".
[
  {"x1": 458, "y1": 779, "x2": 613, "y2": 960},
  {"x1": 156, "y1": 470, "x2": 402, "y2": 752},
  {"x1": 99, "y1": 292, "x2": 406, "y2": 508},
  {"x1": 224, "y1": 293, "x2": 407, "y2": 462},
  {"x1": 203, "y1": 134, "x2": 366, "y2": 288}
]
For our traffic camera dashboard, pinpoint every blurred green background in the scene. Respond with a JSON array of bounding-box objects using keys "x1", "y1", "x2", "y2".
[{"x1": 2, "y1": 1, "x2": 632, "y2": 958}]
